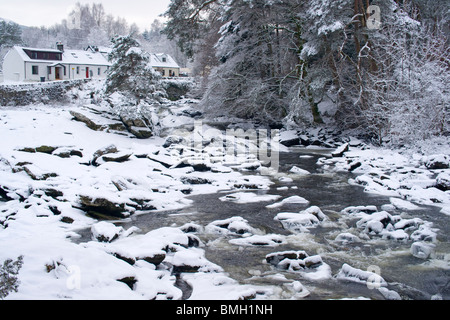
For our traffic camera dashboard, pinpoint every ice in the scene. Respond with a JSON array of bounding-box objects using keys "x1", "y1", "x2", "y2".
[
  {"x1": 289, "y1": 166, "x2": 311, "y2": 175},
  {"x1": 229, "y1": 234, "x2": 285, "y2": 247},
  {"x1": 390, "y1": 197, "x2": 420, "y2": 210},
  {"x1": 219, "y1": 192, "x2": 280, "y2": 204},
  {"x1": 410, "y1": 242, "x2": 435, "y2": 259},
  {"x1": 205, "y1": 216, "x2": 258, "y2": 236},
  {"x1": 275, "y1": 206, "x2": 326, "y2": 232},
  {"x1": 336, "y1": 263, "x2": 387, "y2": 287},
  {"x1": 266, "y1": 195, "x2": 310, "y2": 208}
]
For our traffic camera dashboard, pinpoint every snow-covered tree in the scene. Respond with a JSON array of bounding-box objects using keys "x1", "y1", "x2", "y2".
[
  {"x1": 0, "y1": 21, "x2": 22, "y2": 49},
  {"x1": 105, "y1": 35, "x2": 165, "y2": 104},
  {"x1": 105, "y1": 35, "x2": 166, "y2": 138}
]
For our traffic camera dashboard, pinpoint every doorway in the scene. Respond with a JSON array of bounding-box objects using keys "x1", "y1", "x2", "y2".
[
  {"x1": 86, "y1": 67, "x2": 89, "y2": 79},
  {"x1": 55, "y1": 67, "x2": 61, "y2": 80}
]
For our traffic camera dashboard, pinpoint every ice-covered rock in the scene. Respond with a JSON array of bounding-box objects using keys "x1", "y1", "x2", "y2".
[
  {"x1": 275, "y1": 206, "x2": 326, "y2": 232},
  {"x1": 410, "y1": 241, "x2": 435, "y2": 259},
  {"x1": 91, "y1": 221, "x2": 123, "y2": 243},
  {"x1": 336, "y1": 263, "x2": 387, "y2": 287},
  {"x1": 219, "y1": 192, "x2": 280, "y2": 204},
  {"x1": 266, "y1": 250, "x2": 309, "y2": 266},
  {"x1": 172, "y1": 248, "x2": 222, "y2": 273},
  {"x1": 279, "y1": 130, "x2": 300, "y2": 147},
  {"x1": 410, "y1": 224, "x2": 438, "y2": 242},
  {"x1": 423, "y1": 154, "x2": 449, "y2": 170},
  {"x1": 229, "y1": 234, "x2": 285, "y2": 247},
  {"x1": 335, "y1": 232, "x2": 361, "y2": 244},
  {"x1": 78, "y1": 195, "x2": 131, "y2": 220},
  {"x1": 289, "y1": 166, "x2": 310, "y2": 175},
  {"x1": 266, "y1": 195, "x2": 309, "y2": 209},
  {"x1": 205, "y1": 217, "x2": 257, "y2": 236},
  {"x1": 92, "y1": 144, "x2": 118, "y2": 166},
  {"x1": 390, "y1": 197, "x2": 420, "y2": 210},
  {"x1": 332, "y1": 143, "x2": 349, "y2": 157},
  {"x1": 435, "y1": 172, "x2": 450, "y2": 191},
  {"x1": 381, "y1": 229, "x2": 409, "y2": 242},
  {"x1": 341, "y1": 205, "x2": 378, "y2": 215}
]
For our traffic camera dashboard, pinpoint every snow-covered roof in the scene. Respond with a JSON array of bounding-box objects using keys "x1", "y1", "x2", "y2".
[
  {"x1": 63, "y1": 49, "x2": 111, "y2": 66},
  {"x1": 150, "y1": 53, "x2": 180, "y2": 69},
  {"x1": 11, "y1": 46, "x2": 111, "y2": 66}
]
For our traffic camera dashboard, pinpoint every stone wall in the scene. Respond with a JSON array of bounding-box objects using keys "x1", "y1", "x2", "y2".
[{"x1": 0, "y1": 80, "x2": 88, "y2": 106}]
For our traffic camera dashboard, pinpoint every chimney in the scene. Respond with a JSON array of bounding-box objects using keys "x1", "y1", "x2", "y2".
[{"x1": 56, "y1": 42, "x2": 64, "y2": 52}]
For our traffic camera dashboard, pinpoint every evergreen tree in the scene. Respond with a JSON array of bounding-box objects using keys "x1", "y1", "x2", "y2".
[{"x1": 105, "y1": 35, "x2": 165, "y2": 104}]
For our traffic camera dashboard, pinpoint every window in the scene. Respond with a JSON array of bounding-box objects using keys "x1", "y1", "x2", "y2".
[
  {"x1": 47, "y1": 66, "x2": 52, "y2": 74},
  {"x1": 32, "y1": 66, "x2": 39, "y2": 75},
  {"x1": 76, "y1": 66, "x2": 80, "y2": 75},
  {"x1": 162, "y1": 57, "x2": 167, "y2": 63},
  {"x1": 98, "y1": 68, "x2": 101, "y2": 76}
]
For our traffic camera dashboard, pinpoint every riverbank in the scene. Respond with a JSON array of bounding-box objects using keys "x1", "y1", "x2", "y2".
[{"x1": 0, "y1": 94, "x2": 448, "y2": 300}]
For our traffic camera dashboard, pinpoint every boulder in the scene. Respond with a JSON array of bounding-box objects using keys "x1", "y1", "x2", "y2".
[
  {"x1": 102, "y1": 152, "x2": 132, "y2": 163},
  {"x1": 435, "y1": 172, "x2": 450, "y2": 191},
  {"x1": 92, "y1": 144, "x2": 118, "y2": 166},
  {"x1": 335, "y1": 233, "x2": 361, "y2": 244},
  {"x1": 120, "y1": 116, "x2": 153, "y2": 139},
  {"x1": 18, "y1": 145, "x2": 57, "y2": 154},
  {"x1": 424, "y1": 155, "x2": 449, "y2": 170},
  {"x1": 410, "y1": 241, "x2": 435, "y2": 259},
  {"x1": 336, "y1": 263, "x2": 387, "y2": 287},
  {"x1": 163, "y1": 136, "x2": 185, "y2": 148},
  {"x1": 91, "y1": 221, "x2": 124, "y2": 243},
  {"x1": 23, "y1": 165, "x2": 58, "y2": 181},
  {"x1": 180, "y1": 175, "x2": 212, "y2": 185},
  {"x1": 266, "y1": 250, "x2": 308, "y2": 266},
  {"x1": 52, "y1": 147, "x2": 83, "y2": 158},
  {"x1": 79, "y1": 195, "x2": 130, "y2": 219},
  {"x1": 332, "y1": 143, "x2": 349, "y2": 157},
  {"x1": 70, "y1": 110, "x2": 104, "y2": 131},
  {"x1": 35, "y1": 145, "x2": 58, "y2": 154}
]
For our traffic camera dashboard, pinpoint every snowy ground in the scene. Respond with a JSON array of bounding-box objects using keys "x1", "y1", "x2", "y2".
[
  {"x1": 1, "y1": 82, "x2": 449, "y2": 300},
  {"x1": 0, "y1": 92, "x2": 275, "y2": 299}
]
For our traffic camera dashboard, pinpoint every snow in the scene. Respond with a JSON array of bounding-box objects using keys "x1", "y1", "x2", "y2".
[
  {"x1": 319, "y1": 145, "x2": 450, "y2": 210},
  {"x1": 275, "y1": 206, "x2": 327, "y2": 232},
  {"x1": 266, "y1": 195, "x2": 310, "y2": 209},
  {"x1": 289, "y1": 166, "x2": 311, "y2": 175},
  {"x1": 91, "y1": 221, "x2": 123, "y2": 242},
  {"x1": 0, "y1": 94, "x2": 279, "y2": 300},
  {"x1": 336, "y1": 263, "x2": 387, "y2": 288},
  {"x1": 219, "y1": 192, "x2": 280, "y2": 204}
]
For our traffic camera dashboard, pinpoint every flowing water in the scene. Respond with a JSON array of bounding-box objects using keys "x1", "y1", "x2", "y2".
[{"x1": 115, "y1": 147, "x2": 449, "y2": 300}]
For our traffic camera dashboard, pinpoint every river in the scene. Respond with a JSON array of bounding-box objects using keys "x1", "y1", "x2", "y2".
[{"x1": 113, "y1": 147, "x2": 449, "y2": 300}]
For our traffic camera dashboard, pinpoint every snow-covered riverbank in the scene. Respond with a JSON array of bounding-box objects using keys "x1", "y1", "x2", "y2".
[
  {"x1": 0, "y1": 96, "x2": 275, "y2": 299},
  {"x1": 0, "y1": 87, "x2": 448, "y2": 299}
]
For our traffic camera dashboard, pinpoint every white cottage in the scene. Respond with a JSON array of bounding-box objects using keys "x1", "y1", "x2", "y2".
[
  {"x1": 150, "y1": 53, "x2": 181, "y2": 78},
  {"x1": 2, "y1": 43, "x2": 111, "y2": 82}
]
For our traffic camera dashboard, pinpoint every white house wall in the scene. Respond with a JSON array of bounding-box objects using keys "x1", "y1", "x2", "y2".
[
  {"x1": 3, "y1": 48, "x2": 25, "y2": 82},
  {"x1": 66, "y1": 65, "x2": 109, "y2": 80}
]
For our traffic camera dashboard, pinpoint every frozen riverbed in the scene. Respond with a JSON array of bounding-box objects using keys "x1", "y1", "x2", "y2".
[{"x1": 118, "y1": 148, "x2": 450, "y2": 300}]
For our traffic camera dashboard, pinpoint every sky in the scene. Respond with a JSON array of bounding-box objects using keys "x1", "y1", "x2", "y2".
[{"x1": 0, "y1": 0, "x2": 171, "y2": 31}]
